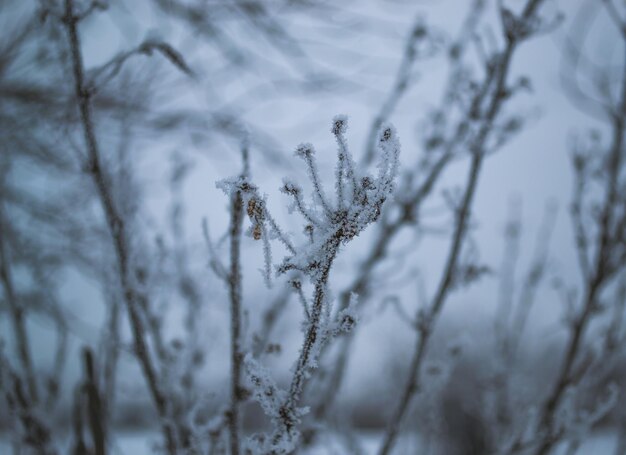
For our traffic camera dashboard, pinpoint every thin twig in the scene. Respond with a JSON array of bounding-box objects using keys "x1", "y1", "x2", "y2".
[
  {"x1": 226, "y1": 150, "x2": 246, "y2": 455},
  {"x1": 61, "y1": 1, "x2": 176, "y2": 451},
  {"x1": 0, "y1": 210, "x2": 38, "y2": 405},
  {"x1": 533, "y1": 41, "x2": 626, "y2": 455},
  {"x1": 378, "y1": 2, "x2": 547, "y2": 452}
]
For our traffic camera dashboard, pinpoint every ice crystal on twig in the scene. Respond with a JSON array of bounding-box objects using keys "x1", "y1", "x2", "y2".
[{"x1": 226, "y1": 116, "x2": 400, "y2": 450}]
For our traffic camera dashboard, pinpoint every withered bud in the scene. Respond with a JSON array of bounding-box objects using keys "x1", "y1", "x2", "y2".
[
  {"x1": 247, "y1": 198, "x2": 264, "y2": 220},
  {"x1": 282, "y1": 181, "x2": 299, "y2": 195},
  {"x1": 247, "y1": 198, "x2": 256, "y2": 218},
  {"x1": 381, "y1": 128, "x2": 392, "y2": 141},
  {"x1": 253, "y1": 224, "x2": 262, "y2": 240},
  {"x1": 341, "y1": 315, "x2": 355, "y2": 332},
  {"x1": 332, "y1": 116, "x2": 347, "y2": 135},
  {"x1": 295, "y1": 143, "x2": 314, "y2": 158}
]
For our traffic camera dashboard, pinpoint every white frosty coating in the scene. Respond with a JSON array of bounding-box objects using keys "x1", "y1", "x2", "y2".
[
  {"x1": 217, "y1": 175, "x2": 297, "y2": 287},
  {"x1": 280, "y1": 177, "x2": 319, "y2": 227},
  {"x1": 273, "y1": 117, "x2": 400, "y2": 447},
  {"x1": 374, "y1": 122, "x2": 401, "y2": 201},
  {"x1": 219, "y1": 118, "x2": 401, "y2": 288},
  {"x1": 329, "y1": 292, "x2": 359, "y2": 336},
  {"x1": 259, "y1": 221, "x2": 273, "y2": 287},
  {"x1": 215, "y1": 175, "x2": 256, "y2": 197},
  {"x1": 330, "y1": 114, "x2": 349, "y2": 135},
  {"x1": 243, "y1": 429, "x2": 302, "y2": 455},
  {"x1": 216, "y1": 116, "x2": 401, "y2": 449},
  {"x1": 332, "y1": 114, "x2": 356, "y2": 210},
  {"x1": 294, "y1": 142, "x2": 333, "y2": 216},
  {"x1": 243, "y1": 354, "x2": 286, "y2": 421},
  {"x1": 277, "y1": 119, "x2": 401, "y2": 281},
  {"x1": 242, "y1": 354, "x2": 310, "y2": 454}
]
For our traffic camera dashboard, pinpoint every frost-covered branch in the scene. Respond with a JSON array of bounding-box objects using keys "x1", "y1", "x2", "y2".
[
  {"x1": 225, "y1": 143, "x2": 248, "y2": 455},
  {"x1": 309, "y1": 0, "x2": 549, "y2": 443},
  {"x1": 222, "y1": 116, "x2": 399, "y2": 453}
]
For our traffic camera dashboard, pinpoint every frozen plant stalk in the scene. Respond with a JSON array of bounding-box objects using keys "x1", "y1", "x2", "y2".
[{"x1": 219, "y1": 116, "x2": 400, "y2": 453}]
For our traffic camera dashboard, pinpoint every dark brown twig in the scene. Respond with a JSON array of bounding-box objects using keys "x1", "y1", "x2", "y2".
[{"x1": 61, "y1": 0, "x2": 177, "y2": 451}]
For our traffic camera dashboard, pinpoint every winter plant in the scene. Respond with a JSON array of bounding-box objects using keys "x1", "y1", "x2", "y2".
[
  {"x1": 1, "y1": 0, "x2": 626, "y2": 454},
  {"x1": 216, "y1": 116, "x2": 399, "y2": 453}
]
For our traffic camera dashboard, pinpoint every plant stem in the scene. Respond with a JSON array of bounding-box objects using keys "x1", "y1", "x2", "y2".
[
  {"x1": 378, "y1": 2, "x2": 545, "y2": 451},
  {"x1": 62, "y1": 1, "x2": 176, "y2": 452},
  {"x1": 534, "y1": 45, "x2": 626, "y2": 455},
  {"x1": 228, "y1": 188, "x2": 244, "y2": 455},
  {"x1": 280, "y1": 237, "x2": 340, "y2": 437}
]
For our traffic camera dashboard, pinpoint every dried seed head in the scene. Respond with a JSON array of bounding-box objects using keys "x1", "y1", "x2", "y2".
[
  {"x1": 340, "y1": 314, "x2": 355, "y2": 332},
  {"x1": 247, "y1": 198, "x2": 264, "y2": 220},
  {"x1": 247, "y1": 198, "x2": 256, "y2": 218},
  {"x1": 381, "y1": 127, "x2": 392, "y2": 142},
  {"x1": 282, "y1": 181, "x2": 299, "y2": 195},
  {"x1": 331, "y1": 115, "x2": 348, "y2": 135},
  {"x1": 295, "y1": 143, "x2": 314, "y2": 158},
  {"x1": 253, "y1": 224, "x2": 262, "y2": 240}
]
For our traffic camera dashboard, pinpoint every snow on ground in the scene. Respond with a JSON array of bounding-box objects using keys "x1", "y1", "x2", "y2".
[{"x1": 0, "y1": 430, "x2": 619, "y2": 454}]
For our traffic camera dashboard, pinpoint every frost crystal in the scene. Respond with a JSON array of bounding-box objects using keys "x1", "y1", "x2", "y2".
[
  {"x1": 330, "y1": 292, "x2": 359, "y2": 336},
  {"x1": 243, "y1": 354, "x2": 285, "y2": 421}
]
